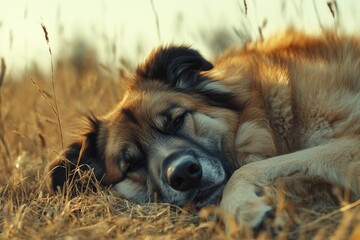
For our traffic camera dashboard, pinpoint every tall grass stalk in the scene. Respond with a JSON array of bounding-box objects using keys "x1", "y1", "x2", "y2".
[{"x1": 41, "y1": 22, "x2": 64, "y2": 149}]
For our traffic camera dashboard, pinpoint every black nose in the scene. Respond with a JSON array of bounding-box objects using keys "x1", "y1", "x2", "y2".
[{"x1": 166, "y1": 157, "x2": 202, "y2": 191}]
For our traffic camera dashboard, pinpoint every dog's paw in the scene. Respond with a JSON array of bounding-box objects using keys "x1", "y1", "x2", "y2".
[{"x1": 220, "y1": 180, "x2": 274, "y2": 228}]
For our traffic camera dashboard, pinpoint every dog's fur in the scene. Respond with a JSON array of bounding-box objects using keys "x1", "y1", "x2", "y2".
[{"x1": 46, "y1": 30, "x2": 360, "y2": 227}]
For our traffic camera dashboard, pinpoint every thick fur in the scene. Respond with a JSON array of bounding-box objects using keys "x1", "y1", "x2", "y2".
[{"x1": 46, "y1": 30, "x2": 360, "y2": 227}]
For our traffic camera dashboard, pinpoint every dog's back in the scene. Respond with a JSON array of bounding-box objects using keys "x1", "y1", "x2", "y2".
[{"x1": 213, "y1": 30, "x2": 360, "y2": 154}]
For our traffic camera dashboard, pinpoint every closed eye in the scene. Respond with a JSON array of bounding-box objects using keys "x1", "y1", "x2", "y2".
[
  {"x1": 122, "y1": 146, "x2": 143, "y2": 173},
  {"x1": 127, "y1": 160, "x2": 143, "y2": 172},
  {"x1": 172, "y1": 111, "x2": 188, "y2": 131},
  {"x1": 159, "y1": 106, "x2": 191, "y2": 133}
]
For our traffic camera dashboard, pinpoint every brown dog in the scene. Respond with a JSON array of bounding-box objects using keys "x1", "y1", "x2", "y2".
[{"x1": 46, "y1": 30, "x2": 360, "y2": 228}]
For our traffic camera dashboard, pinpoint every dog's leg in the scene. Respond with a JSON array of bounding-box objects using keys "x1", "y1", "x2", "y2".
[{"x1": 220, "y1": 136, "x2": 360, "y2": 228}]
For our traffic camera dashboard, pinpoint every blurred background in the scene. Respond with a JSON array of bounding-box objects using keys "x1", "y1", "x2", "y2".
[{"x1": 1, "y1": 0, "x2": 360, "y2": 79}]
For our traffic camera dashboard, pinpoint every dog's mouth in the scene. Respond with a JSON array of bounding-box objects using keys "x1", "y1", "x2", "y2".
[{"x1": 194, "y1": 184, "x2": 226, "y2": 208}]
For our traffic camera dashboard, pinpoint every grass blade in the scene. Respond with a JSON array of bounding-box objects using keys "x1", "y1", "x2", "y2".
[
  {"x1": 0, "y1": 58, "x2": 11, "y2": 175},
  {"x1": 40, "y1": 22, "x2": 64, "y2": 149}
]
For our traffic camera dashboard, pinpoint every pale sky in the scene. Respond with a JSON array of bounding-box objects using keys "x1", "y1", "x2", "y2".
[{"x1": 1, "y1": 0, "x2": 360, "y2": 77}]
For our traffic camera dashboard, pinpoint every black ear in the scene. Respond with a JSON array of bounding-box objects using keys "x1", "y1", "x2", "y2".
[
  {"x1": 136, "y1": 46, "x2": 213, "y2": 89},
  {"x1": 46, "y1": 116, "x2": 106, "y2": 194},
  {"x1": 136, "y1": 45, "x2": 242, "y2": 111}
]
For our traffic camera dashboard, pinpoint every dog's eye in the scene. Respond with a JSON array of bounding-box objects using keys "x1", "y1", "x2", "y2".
[
  {"x1": 124, "y1": 157, "x2": 142, "y2": 172},
  {"x1": 172, "y1": 111, "x2": 188, "y2": 130},
  {"x1": 127, "y1": 160, "x2": 142, "y2": 172},
  {"x1": 122, "y1": 149, "x2": 142, "y2": 172}
]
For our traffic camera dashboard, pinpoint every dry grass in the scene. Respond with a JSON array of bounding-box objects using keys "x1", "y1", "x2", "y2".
[{"x1": 1, "y1": 25, "x2": 360, "y2": 238}]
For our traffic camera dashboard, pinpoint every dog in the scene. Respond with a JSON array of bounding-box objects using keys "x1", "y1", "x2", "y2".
[{"x1": 46, "y1": 30, "x2": 360, "y2": 228}]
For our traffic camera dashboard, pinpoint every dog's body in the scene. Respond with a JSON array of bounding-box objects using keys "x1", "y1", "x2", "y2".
[{"x1": 46, "y1": 30, "x2": 360, "y2": 227}]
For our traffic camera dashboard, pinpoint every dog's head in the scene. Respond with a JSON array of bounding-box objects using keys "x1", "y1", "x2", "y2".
[{"x1": 46, "y1": 46, "x2": 247, "y2": 207}]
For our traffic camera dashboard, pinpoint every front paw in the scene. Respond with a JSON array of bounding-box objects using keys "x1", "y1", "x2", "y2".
[{"x1": 220, "y1": 181, "x2": 274, "y2": 228}]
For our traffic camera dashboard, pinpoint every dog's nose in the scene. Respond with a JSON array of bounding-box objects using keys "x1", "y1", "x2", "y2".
[{"x1": 166, "y1": 157, "x2": 202, "y2": 191}]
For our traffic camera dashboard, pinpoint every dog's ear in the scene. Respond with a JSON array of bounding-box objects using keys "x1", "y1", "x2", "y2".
[
  {"x1": 136, "y1": 46, "x2": 213, "y2": 89},
  {"x1": 45, "y1": 116, "x2": 106, "y2": 194},
  {"x1": 136, "y1": 46, "x2": 242, "y2": 111}
]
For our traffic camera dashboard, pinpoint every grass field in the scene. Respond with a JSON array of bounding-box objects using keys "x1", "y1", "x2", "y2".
[
  {"x1": 1, "y1": 15, "x2": 360, "y2": 240},
  {"x1": 0, "y1": 47, "x2": 359, "y2": 240}
]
